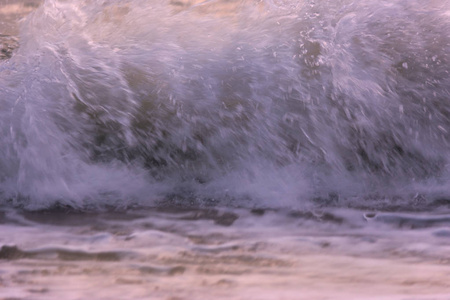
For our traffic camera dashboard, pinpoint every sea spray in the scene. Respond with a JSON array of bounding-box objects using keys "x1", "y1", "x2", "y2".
[{"x1": 0, "y1": 0, "x2": 449, "y2": 209}]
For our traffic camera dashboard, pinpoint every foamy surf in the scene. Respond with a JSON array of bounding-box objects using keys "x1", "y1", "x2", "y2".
[
  {"x1": 1, "y1": 206, "x2": 450, "y2": 300},
  {"x1": 0, "y1": 0, "x2": 449, "y2": 210}
]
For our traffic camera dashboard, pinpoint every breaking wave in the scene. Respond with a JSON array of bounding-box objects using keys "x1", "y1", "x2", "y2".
[{"x1": 0, "y1": 0, "x2": 449, "y2": 209}]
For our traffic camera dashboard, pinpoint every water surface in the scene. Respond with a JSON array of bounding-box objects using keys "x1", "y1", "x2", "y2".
[{"x1": 1, "y1": 1, "x2": 450, "y2": 299}]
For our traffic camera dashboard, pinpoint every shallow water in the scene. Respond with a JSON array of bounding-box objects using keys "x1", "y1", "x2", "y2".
[
  {"x1": 1, "y1": 1, "x2": 450, "y2": 299},
  {"x1": 1, "y1": 206, "x2": 450, "y2": 300}
]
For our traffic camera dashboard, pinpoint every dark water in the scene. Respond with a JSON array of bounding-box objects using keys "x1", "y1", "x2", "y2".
[{"x1": 0, "y1": 0, "x2": 450, "y2": 210}]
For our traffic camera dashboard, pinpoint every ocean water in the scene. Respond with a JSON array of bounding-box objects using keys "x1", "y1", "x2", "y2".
[
  {"x1": 0, "y1": 0, "x2": 449, "y2": 209},
  {"x1": 1, "y1": 0, "x2": 450, "y2": 299}
]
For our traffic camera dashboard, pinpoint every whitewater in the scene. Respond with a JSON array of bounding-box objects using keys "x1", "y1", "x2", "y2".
[
  {"x1": 0, "y1": 0, "x2": 448, "y2": 209},
  {"x1": 1, "y1": 0, "x2": 450, "y2": 299}
]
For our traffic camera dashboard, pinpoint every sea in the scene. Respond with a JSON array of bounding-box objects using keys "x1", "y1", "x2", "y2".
[{"x1": 1, "y1": 0, "x2": 450, "y2": 299}]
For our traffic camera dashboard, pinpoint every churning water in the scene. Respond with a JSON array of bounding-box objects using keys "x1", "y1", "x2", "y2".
[
  {"x1": 1, "y1": 0, "x2": 450, "y2": 209},
  {"x1": 2, "y1": 2, "x2": 450, "y2": 299}
]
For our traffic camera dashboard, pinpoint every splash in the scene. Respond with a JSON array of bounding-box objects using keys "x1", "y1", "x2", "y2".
[{"x1": 0, "y1": 0, "x2": 449, "y2": 209}]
